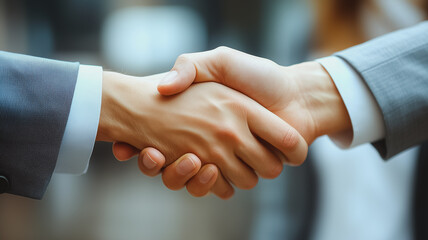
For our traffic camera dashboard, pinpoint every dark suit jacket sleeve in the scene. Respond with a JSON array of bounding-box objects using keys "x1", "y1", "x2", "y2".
[
  {"x1": 0, "y1": 51, "x2": 79, "y2": 199},
  {"x1": 334, "y1": 21, "x2": 428, "y2": 159}
]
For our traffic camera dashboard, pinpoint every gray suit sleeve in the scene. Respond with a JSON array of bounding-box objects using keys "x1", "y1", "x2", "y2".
[
  {"x1": 0, "y1": 51, "x2": 79, "y2": 199},
  {"x1": 335, "y1": 21, "x2": 428, "y2": 159}
]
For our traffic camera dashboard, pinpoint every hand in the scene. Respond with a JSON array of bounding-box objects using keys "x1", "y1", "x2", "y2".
[
  {"x1": 114, "y1": 47, "x2": 351, "y2": 198},
  {"x1": 114, "y1": 144, "x2": 221, "y2": 197},
  {"x1": 157, "y1": 47, "x2": 352, "y2": 143},
  {"x1": 98, "y1": 71, "x2": 308, "y2": 198}
]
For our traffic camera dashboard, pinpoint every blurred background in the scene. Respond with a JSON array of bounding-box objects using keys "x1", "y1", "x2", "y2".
[{"x1": 0, "y1": 0, "x2": 426, "y2": 239}]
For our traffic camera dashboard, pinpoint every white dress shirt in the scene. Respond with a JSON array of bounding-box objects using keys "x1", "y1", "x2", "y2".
[
  {"x1": 54, "y1": 65, "x2": 103, "y2": 174},
  {"x1": 317, "y1": 57, "x2": 385, "y2": 148}
]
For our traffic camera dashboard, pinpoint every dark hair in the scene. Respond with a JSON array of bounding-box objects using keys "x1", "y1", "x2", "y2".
[
  {"x1": 331, "y1": 0, "x2": 428, "y2": 20},
  {"x1": 313, "y1": 0, "x2": 427, "y2": 52},
  {"x1": 330, "y1": 0, "x2": 365, "y2": 24}
]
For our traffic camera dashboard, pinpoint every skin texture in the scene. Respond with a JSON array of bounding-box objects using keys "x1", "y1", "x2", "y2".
[
  {"x1": 113, "y1": 47, "x2": 351, "y2": 199},
  {"x1": 97, "y1": 70, "x2": 308, "y2": 198}
]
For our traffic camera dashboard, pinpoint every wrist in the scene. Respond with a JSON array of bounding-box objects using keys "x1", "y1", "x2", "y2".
[
  {"x1": 96, "y1": 71, "x2": 148, "y2": 144},
  {"x1": 96, "y1": 71, "x2": 122, "y2": 142},
  {"x1": 96, "y1": 71, "x2": 165, "y2": 150},
  {"x1": 287, "y1": 61, "x2": 352, "y2": 139}
]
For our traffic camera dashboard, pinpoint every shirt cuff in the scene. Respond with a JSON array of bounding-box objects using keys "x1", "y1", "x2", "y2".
[
  {"x1": 54, "y1": 65, "x2": 103, "y2": 174},
  {"x1": 316, "y1": 56, "x2": 385, "y2": 148}
]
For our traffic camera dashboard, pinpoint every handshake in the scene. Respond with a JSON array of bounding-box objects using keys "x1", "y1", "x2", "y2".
[{"x1": 98, "y1": 47, "x2": 351, "y2": 199}]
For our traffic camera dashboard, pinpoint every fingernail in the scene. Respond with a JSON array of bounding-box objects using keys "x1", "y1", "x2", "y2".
[
  {"x1": 160, "y1": 71, "x2": 178, "y2": 85},
  {"x1": 199, "y1": 167, "x2": 215, "y2": 184},
  {"x1": 176, "y1": 157, "x2": 196, "y2": 175},
  {"x1": 142, "y1": 153, "x2": 157, "y2": 170}
]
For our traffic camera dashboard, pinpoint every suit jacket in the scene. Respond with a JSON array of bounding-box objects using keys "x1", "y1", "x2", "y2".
[
  {"x1": 251, "y1": 21, "x2": 428, "y2": 240},
  {"x1": 336, "y1": 21, "x2": 428, "y2": 160},
  {"x1": 335, "y1": 20, "x2": 428, "y2": 240},
  {"x1": 0, "y1": 51, "x2": 79, "y2": 199}
]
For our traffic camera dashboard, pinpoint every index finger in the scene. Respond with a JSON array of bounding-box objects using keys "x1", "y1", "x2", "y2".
[{"x1": 247, "y1": 104, "x2": 308, "y2": 166}]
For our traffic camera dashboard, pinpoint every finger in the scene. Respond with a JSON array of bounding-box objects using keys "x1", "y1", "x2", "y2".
[
  {"x1": 157, "y1": 47, "x2": 273, "y2": 97},
  {"x1": 235, "y1": 136, "x2": 283, "y2": 179},
  {"x1": 258, "y1": 138, "x2": 290, "y2": 164},
  {"x1": 216, "y1": 153, "x2": 259, "y2": 190},
  {"x1": 157, "y1": 49, "x2": 223, "y2": 95},
  {"x1": 186, "y1": 164, "x2": 219, "y2": 197},
  {"x1": 210, "y1": 171, "x2": 235, "y2": 200},
  {"x1": 162, "y1": 154, "x2": 201, "y2": 191},
  {"x1": 137, "y1": 147, "x2": 166, "y2": 177},
  {"x1": 112, "y1": 142, "x2": 140, "y2": 161},
  {"x1": 247, "y1": 105, "x2": 308, "y2": 166}
]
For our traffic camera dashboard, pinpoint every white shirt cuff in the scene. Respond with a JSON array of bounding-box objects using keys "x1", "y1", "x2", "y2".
[
  {"x1": 316, "y1": 56, "x2": 385, "y2": 148},
  {"x1": 54, "y1": 65, "x2": 103, "y2": 174}
]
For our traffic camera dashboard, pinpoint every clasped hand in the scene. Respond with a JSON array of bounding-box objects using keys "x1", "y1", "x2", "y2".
[{"x1": 102, "y1": 47, "x2": 351, "y2": 199}]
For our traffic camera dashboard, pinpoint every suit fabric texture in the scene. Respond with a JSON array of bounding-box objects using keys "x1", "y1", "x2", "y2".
[
  {"x1": 336, "y1": 21, "x2": 428, "y2": 160},
  {"x1": 0, "y1": 51, "x2": 79, "y2": 199}
]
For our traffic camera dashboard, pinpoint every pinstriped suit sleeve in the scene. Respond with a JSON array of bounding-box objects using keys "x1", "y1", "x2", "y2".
[
  {"x1": 0, "y1": 51, "x2": 79, "y2": 199},
  {"x1": 335, "y1": 21, "x2": 428, "y2": 159}
]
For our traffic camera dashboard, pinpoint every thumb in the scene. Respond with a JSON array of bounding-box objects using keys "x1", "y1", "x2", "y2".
[
  {"x1": 157, "y1": 64, "x2": 195, "y2": 96},
  {"x1": 157, "y1": 48, "x2": 226, "y2": 96}
]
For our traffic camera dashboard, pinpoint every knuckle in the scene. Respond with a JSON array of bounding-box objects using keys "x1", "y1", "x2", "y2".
[
  {"x1": 262, "y1": 161, "x2": 283, "y2": 179},
  {"x1": 227, "y1": 101, "x2": 249, "y2": 118},
  {"x1": 227, "y1": 100, "x2": 246, "y2": 110},
  {"x1": 176, "y1": 53, "x2": 192, "y2": 64},
  {"x1": 237, "y1": 174, "x2": 259, "y2": 190},
  {"x1": 234, "y1": 174, "x2": 259, "y2": 190},
  {"x1": 288, "y1": 149, "x2": 308, "y2": 167},
  {"x1": 214, "y1": 46, "x2": 233, "y2": 65},
  {"x1": 282, "y1": 127, "x2": 300, "y2": 151},
  {"x1": 262, "y1": 58, "x2": 278, "y2": 67},
  {"x1": 215, "y1": 124, "x2": 240, "y2": 144},
  {"x1": 215, "y1": 46, "x2": 231, "y2": 54},
  {"x1": 217, "y1": 186, "x2": 234, "y2": 199},
  {"x1": 207, "y1": 146, "x2": 227, "y2": 163}
]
